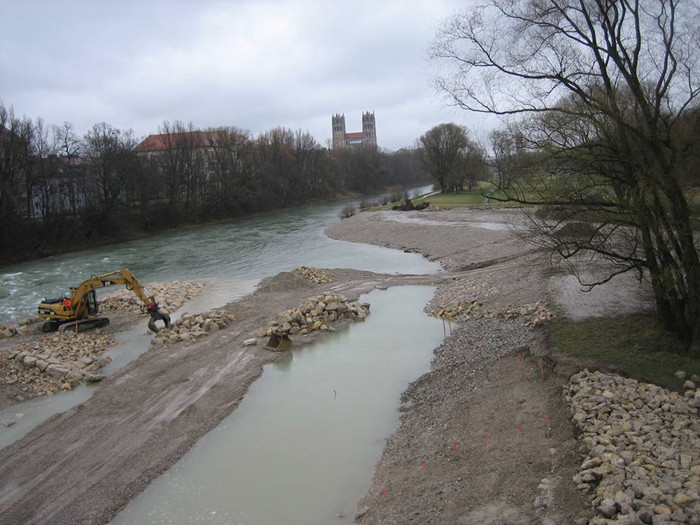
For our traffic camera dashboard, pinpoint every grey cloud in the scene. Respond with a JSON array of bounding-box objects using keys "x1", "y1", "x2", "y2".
[{"x1": 1, "y1": 0, "x2": 486, "y2": 150}]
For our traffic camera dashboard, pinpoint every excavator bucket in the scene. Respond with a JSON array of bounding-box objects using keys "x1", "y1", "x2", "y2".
[{"x1": 265, "y1": 333, "x2": 292, "y2": 351}]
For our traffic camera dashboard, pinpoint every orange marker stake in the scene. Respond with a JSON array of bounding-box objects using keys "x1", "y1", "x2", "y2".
[
  {"x1": 382, "y1": 488, "x2": 387, "y2": 499},
  {"x1": 516, "y1": 423, "x2": 521, "y2": 443},
  {"x1": 539, "y1": 361, "x2": 545, "y2": 379},
  {"x1": 420, "y1": 460, "x2": 426, "y2": 470},
  {"x1": 485, "y1": 432, "x2": 491, "y2": 451},
  {"x1": 453, "y1": 442, "x2": 458, "y2": 451},
  {"x1": 518, "y1": 352, "x2": 523, "y2": 362}
]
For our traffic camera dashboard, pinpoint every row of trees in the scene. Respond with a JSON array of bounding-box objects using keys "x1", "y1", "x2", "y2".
[
  {"x1": 0, "y1": 105, "x2": 429, "y2": 263},
  {"x1": 432, "y1": 0, "x2": 700, "y2": 351}
]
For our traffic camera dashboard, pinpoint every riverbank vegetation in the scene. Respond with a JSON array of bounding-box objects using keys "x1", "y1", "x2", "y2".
[
  {"x1": 0, "y1": 107, "x2": 429, "y2": 265},
  {"x1": 432, "y1": 0, "x2": 700, "y2": 351},
  {"x1": 550, "y1": 314, "x2": 700, "y2": 392}
]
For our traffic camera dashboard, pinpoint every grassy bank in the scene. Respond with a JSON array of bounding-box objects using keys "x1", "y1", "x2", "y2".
[
  {"x1": 550, "y1": 313, "x2": 700, "y2": 390},
  {"x1": 412, "y1": 185, "x2": 516, "y2": 209}
]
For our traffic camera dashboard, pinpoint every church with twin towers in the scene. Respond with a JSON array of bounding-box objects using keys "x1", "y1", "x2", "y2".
[{"x1": 331, "y1": 112, "x2": 377, "y2": 149}]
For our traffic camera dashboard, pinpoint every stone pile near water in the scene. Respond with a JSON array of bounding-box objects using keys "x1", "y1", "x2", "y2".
[
  {"x1": 292, "y1": 266, "x2": 333, "y2": 284},
  {"x1": 565, "y1": 369, "x2": 700, "y2": 524},
  {"x1": 429, "y1": 297, "x2": 553, "y2": 323},
  {"x1": 257, "y1": 292, "x2": 370, "y2": 339},
  {"x1": 100, "y1": 281, "x2": 207, "y2": 314},
  {"x1": 151, "y1": 309, "x2": 235, "y2": 346},
  {"x1": 1, "y1": 332, "x2": 115, "y2": 401},
  {"x1": 0, "y1": 325, "x2": 19, "y2": 339}
]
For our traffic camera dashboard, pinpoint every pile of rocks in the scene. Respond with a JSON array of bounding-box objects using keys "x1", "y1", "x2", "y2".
[
  {"x1": 565, "y1": 369, "x2": 699, "y2": 524},
  {"x1": 429, "y1": 297, "x2": 553, "y2": 323},
  {"x1": 257, "y1": 292, "x2": 370, "y2": 339},
  {"x1": 1, "y1": 332, "x2": 115, "y2": 400},
  {"x1": 429, "y1": 299, "x2": 479, "y2": 319},
  {"x1": 100, "y1": 281, "x2": 207, "y2": 314},
  {"x1": 292, "y1": 266, "x2": 333, "y2": 284},
  {"x1": 151, "y1": 309, "x2": 235, "y2": 346},
  {"x1": 0, "y1": 325, "x2": 18, "y2": 339}
]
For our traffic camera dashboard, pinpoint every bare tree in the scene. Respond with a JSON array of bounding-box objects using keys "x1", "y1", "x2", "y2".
[
  {"x1": 418, "y1": 123, "x2": 484, "y2": 193},
  {"x1": 205, "y1": 127, "x2": 253, "y2": 216},
  {"x1": 418, "y1": 123, "x2": 467, "y2": 193},
  {"x1": 0, "y1": 102, "x2": 33, "y2": 219},
  {"x1": 54, "y1": 122, "x2": 83, "y2": 216},
  {"x1": 83, "y1": 123, "x2": 137, "y2": 221},
  {"x1": 29, "y1": 118, "x2": 59, "y2": 221},
  {"x1": 433, "y1": 0, "x2": 700, "y2": 350}
]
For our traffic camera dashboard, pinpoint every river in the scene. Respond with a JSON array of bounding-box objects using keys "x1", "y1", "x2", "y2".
[
  {"x1": 0, "y1": 189, "x2": 437, "y2": 324},
  {"x1": 1, "y1": 188, "x2": 446, "y2": 524}
]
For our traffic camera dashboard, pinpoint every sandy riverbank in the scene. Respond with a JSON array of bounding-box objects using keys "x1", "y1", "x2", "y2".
[{"x1": 0, "y1": 207, "x2": 669, "y2": 524}]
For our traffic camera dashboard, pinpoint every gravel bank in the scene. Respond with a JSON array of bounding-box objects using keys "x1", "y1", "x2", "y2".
[
  {"x1": 0, "y1": 207, "x2": 677, "y2": 524},
  {"x1": 327, "y1": 208, "x2": 680, "y2": 525},
  {"x1": 0, "y1": 268, "x2": 441, "y2": 524}
]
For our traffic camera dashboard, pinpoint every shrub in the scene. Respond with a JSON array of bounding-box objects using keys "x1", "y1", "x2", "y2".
[{"x1": 340, "y1": 205, "x2": 356, "y2": 219}]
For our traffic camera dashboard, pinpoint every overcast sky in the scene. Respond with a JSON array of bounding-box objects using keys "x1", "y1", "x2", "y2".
[{"x1": 0, "y1": 0, "x2": 497, "y2": 150}]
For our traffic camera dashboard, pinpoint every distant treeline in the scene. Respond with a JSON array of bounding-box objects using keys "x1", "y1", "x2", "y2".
[{"x1": 0, "y1": 105, "x2": 429, "y2": 264}]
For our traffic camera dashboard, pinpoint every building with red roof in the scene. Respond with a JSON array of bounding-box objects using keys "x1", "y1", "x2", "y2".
[{"x1": 331, "y1": 112, "x2": 377, "y2": 149}]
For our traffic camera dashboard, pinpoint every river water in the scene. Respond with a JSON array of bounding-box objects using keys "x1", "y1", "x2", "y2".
[
  {"x1": 1, "y1": 189, "x2": 446, "y2": 523},
  {"x1": 0, "y1": 191, "x2": 437, "y2": 325}
]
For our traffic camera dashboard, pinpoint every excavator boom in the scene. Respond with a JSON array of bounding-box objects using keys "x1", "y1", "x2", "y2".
[{"x1": 37, "y1": 269, "x2": 170, "y2": 333}]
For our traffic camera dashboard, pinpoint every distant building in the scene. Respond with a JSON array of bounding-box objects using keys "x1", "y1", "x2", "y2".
[
  {"x1": 134, "y1": 130, "x2": 221, "y2": 155},
  {"x1": 331, "y1": 112, "x2": 377, "y2": 149}
]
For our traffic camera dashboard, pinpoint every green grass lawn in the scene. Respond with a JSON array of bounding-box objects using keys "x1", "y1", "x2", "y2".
[
  {"x1": 550, "y1": 313, "x2": 700, "y2": 390},
  {"x1": 413, "y1": 188, "x2": 515, "y2": 208}
]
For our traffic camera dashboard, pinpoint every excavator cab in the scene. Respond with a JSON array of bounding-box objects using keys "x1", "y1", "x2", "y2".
[{"x1": 86, "y1": 289, "x2": 98, "y2": 315}]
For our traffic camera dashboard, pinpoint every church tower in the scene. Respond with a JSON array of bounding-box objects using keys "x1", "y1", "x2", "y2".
[
  {"x1": 331, "y1": 111, "x2": 377, "y2": 149},
  {"x1": 362, "y1": 111, "x2": 377, "y2": 148},
  {"x1": 331, "y1": 114, "x2": 346, "y2": 150}
]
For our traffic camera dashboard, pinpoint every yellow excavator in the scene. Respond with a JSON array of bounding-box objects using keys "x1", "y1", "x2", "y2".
[{"x1": 37, "y1": 269, "x2": 171, "y2": 333}]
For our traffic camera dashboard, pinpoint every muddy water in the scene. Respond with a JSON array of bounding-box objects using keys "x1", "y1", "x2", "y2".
[{"x1": 112, "y1": 286, "x2": 444, "y2": 525}]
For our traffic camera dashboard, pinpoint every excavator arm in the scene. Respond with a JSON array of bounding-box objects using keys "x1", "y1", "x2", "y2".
[
  {"x1": 69, "y1": 269, "x2": 158, "y2": 314},
  {"x1": 38, "y1": 269, "x2": 170, "y2": 333}
]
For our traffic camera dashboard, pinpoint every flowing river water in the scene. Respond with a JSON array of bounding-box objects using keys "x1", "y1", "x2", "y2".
[{"x1": 0, "y1": 189, "x2": 446, "y2": 523}]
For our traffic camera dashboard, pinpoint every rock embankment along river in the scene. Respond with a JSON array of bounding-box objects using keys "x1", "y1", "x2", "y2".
[{"x1": 567, "y1": 369, "x2": 700, "y2": 524}]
